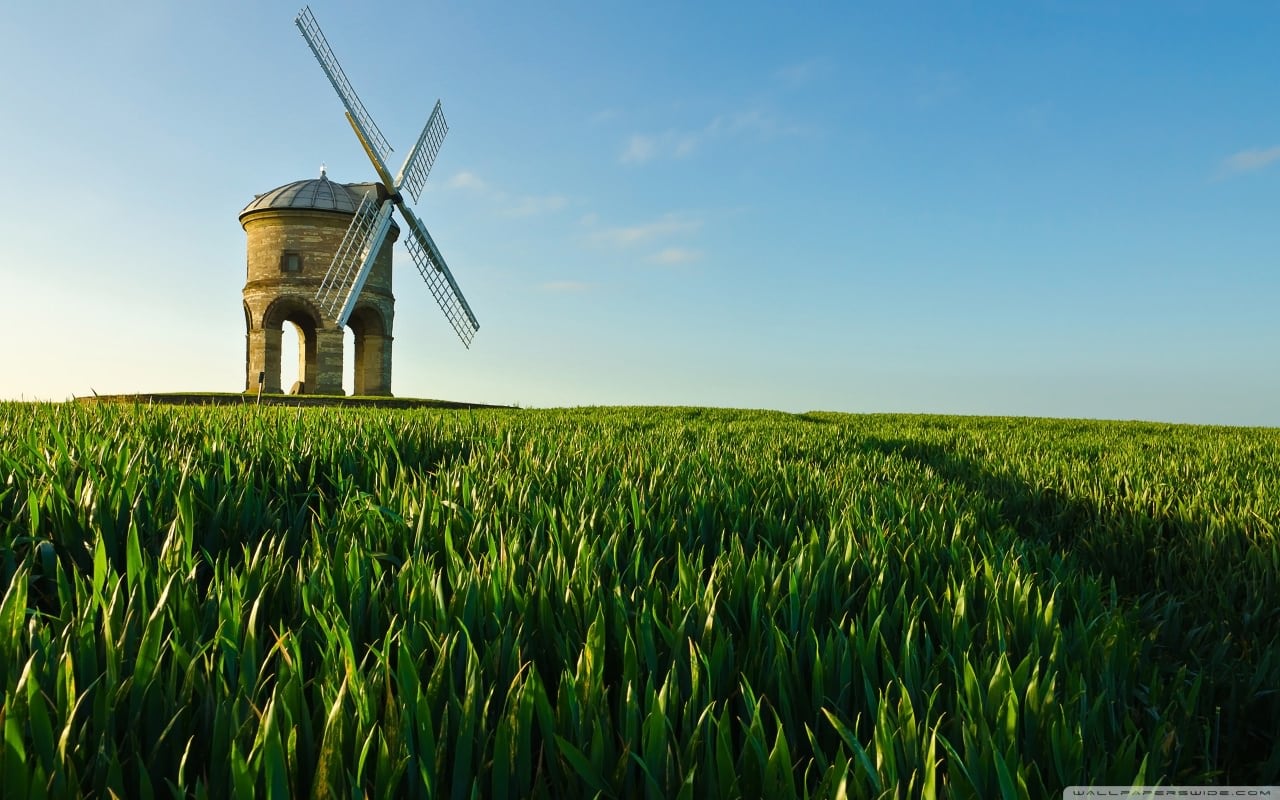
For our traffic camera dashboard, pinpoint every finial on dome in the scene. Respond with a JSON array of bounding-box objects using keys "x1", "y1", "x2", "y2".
[{"x1": 319, "y1": 163, "x2": 327, "y2": 179}]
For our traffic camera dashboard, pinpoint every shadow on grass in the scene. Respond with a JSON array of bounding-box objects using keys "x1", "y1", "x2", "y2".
[{"x1": 861, "y1": 435, "x2": 1280, "y2": 781}]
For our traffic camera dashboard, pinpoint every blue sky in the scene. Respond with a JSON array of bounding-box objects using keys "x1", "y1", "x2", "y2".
[{"x1": 1, "y1": 1, "x2": 1276, "y2": 425}]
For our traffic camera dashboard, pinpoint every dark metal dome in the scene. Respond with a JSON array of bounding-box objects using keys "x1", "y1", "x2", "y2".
[{"x1": 240, "y1": 171, "x2": 383, "y2": 219}]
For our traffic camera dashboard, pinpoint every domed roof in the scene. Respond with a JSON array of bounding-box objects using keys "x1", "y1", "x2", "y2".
[{"x1": 240, "y1": 169, "x2": 384, "y2": 219}]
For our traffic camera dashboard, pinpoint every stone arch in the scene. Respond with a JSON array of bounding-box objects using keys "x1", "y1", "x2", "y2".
[
  {"x1": 262, "y1": 296, "x2": 322, "y2": 395},
  {"x1": 243, "y1": 302, "x2": 254, "y2": 391},
  {"x1": 262, "y1": 294, "x2": 324, "y2": 331},
  {"x1": 347, "y1": 304, "x2": 393, "y2": 396}
]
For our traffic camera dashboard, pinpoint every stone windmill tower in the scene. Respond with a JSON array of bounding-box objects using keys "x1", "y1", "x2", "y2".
[
  {"x1": 240, "y1": 168, "x2": 397, "y2": 396},
  {"x1": 237, "y1": 7, "x2": 481, "y2": 399}
]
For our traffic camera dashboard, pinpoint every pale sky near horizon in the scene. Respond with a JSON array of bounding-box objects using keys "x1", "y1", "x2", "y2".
[{"x1": 1, "y1": 1, "x2": 1276, "y2": 426}]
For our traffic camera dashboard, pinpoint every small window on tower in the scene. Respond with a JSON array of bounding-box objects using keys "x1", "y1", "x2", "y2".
[{"x1": 281, "y1": 251, "x2": 302, "y2": 273}]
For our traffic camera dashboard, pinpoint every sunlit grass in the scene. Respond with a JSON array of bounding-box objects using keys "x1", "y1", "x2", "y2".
[{"x1": 2, "y1": 403, "x2": 1277, "y2": 797}]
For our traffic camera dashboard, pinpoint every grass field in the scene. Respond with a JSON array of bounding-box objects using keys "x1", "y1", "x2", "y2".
[{"x1": 2, "y1": 403, "x2": 1277, "y2": 797}]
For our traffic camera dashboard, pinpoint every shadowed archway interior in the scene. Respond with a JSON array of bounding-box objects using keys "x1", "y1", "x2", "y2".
[{"x1": 347, "y1": 305, "x2": 392, "y2": 397}]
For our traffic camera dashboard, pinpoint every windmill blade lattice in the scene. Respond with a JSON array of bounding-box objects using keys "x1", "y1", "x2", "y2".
[
  {"x1": 395, "y1": 101, "x2": 448, "y2": 204},
  {"x1": 400, "y1": 205, "x2": 480, "y2": 348},
  {"x1": 315, "y1": 191, "x2": 395, "y2": 325},
  {"x1": 295, "y1": 5, "x2": 480, "y2": 348},
  {"x1": 295, "y1": 7, "x2": 393, "y2": 170}
]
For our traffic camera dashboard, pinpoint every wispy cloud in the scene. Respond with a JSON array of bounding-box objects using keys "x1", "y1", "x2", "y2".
[
  {"x1": 619, "y1": 108, "x2": 805, "y2": 165},
  {"x1": 448, "y1": 170, "x2": 488, "y2": 191},
  {"x1": 650, "y1": 247, "x2": 702, "y2": 265},
  {"x1": 581, "y1": 213, "x2": 706, "y2": 265},
  {"x1": 773, "y1": 58, "x2": 829, "y2": 88},
  {"x1": 1219, "y1": 145, "x2": 1280, "y2": 177},
  {"x1": 706, "y1": 109, "x2": 792, "y2": 139},
  {"x1": 621, "y1": 135, "x2": 658, "y2": 164},
  {"x1": 588, "y1": 214, "x2": 702, "y2": 248},
  {"x1": 444, "y1": 170, "x2": 567, "y2": 217}
]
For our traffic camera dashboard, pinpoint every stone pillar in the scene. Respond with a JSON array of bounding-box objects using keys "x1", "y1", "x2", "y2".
[
  {"x1": 352, "y1": 333, "x2": 368, "y2": 396},
  {"x1": 356, "y1": 333, "x2": 393, "y2": 396},
  {"x1": 296, "y1": 324, "x2": 312, "y2": 392},
  {"x1": 376, "y1": 333, "x2": 393, "y2": 396},
  {"x1": 255, "y1": 326, "x2": 282, "y2": 394},
  {"x1": 245, "y1": 327, "x2": 264, "y2": 392},
  {"x1": 313, "y1": 326, "x2": 346, "y2": 395}
]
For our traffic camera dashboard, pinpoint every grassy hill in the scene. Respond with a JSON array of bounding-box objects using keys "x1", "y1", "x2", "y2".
[{"x1": 2, "y1": 403, "x2": 1277, "y2": 796}]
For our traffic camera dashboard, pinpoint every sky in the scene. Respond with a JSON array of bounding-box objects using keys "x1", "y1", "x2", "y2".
[{"x1": 0, "y1": 1, "x2": 1276, "y2": 426}]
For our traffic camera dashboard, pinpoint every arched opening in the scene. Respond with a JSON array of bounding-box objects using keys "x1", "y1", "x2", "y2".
[
  {"x1": 258, "y1": 297, "x2": 326, "y2": 395},
  {"x1": 281, "y1": 320, "x2": 305, "y2": 393},
  {"x1": 343, "y1": 325, "x2": 356, "y2": 397},
  {"x1": 348, "y1": 305, "x2": 392, "y2": 397},
  {"x1": 243, "y1": 303, "x2": 254, "y2": 392}
]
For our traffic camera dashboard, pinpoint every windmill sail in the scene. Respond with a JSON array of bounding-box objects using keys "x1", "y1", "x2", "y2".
[
  {"x1": 295, "y1": 7, "x2": 393, "y2": 170},
  {"x1": 315, "y1": 192, "x2": 396, "y2": 326},
  {"x1": 400, "y1": 204, "x2": 480, "y2": 347},
  {"x1": 395, "y1": 102, "x2": 448, "y2": 204},
  {"x1": 297, "y1": 5, "x2": 479, "y2": 347}
]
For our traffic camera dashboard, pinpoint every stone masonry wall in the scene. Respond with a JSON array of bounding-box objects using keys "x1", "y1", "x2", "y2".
[{"x1": 241, "y1": 208, "x2": 396, "y2": 395}]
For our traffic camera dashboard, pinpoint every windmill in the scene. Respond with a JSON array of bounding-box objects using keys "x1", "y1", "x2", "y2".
[{"x1": 295, "y1": 6, "x2": 479, "y2": 347}]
